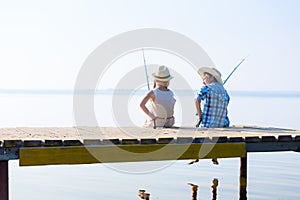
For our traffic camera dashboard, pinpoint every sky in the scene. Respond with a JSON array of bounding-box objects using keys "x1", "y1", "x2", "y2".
[{"x1": 0, "y1": 0, "x2": 300, "y2": 92}]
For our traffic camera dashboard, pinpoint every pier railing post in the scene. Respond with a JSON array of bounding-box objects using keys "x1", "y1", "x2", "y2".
[
  {"x1": 0, "y1": 160, "x2": 9, "y2": 200},
  {"x1": 239, "y1": 154, "x2": 247, "y2": 200}
]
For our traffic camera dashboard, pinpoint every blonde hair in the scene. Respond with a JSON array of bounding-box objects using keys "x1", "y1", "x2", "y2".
[{"x1": 154, "y1": 80, "x2": 169, "y2": 88}]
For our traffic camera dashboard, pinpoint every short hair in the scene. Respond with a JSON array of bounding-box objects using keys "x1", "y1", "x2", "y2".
[{"x1": 203, "y1": 72, "x2": 217, "y2": 82}]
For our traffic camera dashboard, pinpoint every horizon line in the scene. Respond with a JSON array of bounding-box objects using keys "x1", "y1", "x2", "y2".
[{"x1": 1, "y1": 88, "x2": 300, "y2": 98}]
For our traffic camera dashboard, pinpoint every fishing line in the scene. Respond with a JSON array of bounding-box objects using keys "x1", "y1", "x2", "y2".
[
  {"x1": 142, "y1": 48, "x2": 150, "y2": 91},
  {"x1": 223, "y1": 54, "x2": 249, "y2": 85}
]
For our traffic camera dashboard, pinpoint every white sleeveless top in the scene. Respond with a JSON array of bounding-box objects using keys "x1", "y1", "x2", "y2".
[{"x1": 150, "y1": 88, "x2": 176, "y2": 119}]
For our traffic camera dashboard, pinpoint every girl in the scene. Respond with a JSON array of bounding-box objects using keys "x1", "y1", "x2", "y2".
[{"x1": 140, "y1": 65, "x2": 176, "y2": 128}]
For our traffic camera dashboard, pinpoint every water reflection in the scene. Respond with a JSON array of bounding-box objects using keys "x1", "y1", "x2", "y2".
[
  {"x1": 138, "y1": 189, "x2": 150, "y2": 200},
  {"x1": 139, "y1": 176, "x2": 246, "y2": 200},
  {"x1": 211, "y1": 179, "x2": 218, "y2": 200},
  {"x1": 188, "y1": 182, "x2": 199, "y2": 200},
  {"x1": 188, "y1": 178, "x2": 219, "y2": 200}
]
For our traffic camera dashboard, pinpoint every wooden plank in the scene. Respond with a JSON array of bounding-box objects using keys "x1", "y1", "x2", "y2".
[
  {"x1": 16, "y1": 127, "x2": 79, "y2": 140},
  {"x1": 229, "y1": 137, "x2": 244, "y2": 142},
  {"x1": 211, "y1": 136, "x2": 228, "y2": 143},
  {"x1": 140, "y1": 138, "x2": 156, "y2": 144},
  {"x1": 157, "y1": 138, "x2": 175, "y2": 144},
  {"x1": 193, "y1": 137, "x2": 206, "y2": 143},
  {"x1": 261, "y1": 136, "x2": 276, "y2": 142},
  {"x1": 83, "y1": 139, "x2": 102, "y2": 146},
  {"x1": 122, "y1": 139, "x2": 139, "y2": 145},
  {"x1": 63, "y1": 140, "x2": 82, "y2": 146},
  {"x1": 3, "y1": 140, "x2": 23, "y2": 148},
  {"x1": 245, "y1": 137, "x2": 261, "y2": 143},
  {"x1": 23, "y1": 140, "x2": 43, "y2": 147},
  {"x1": 176, "y1": 137, "x2": 193, "y2": 144},
  {"x1": 19, "y1": 143, "x2": 246, "y2": 166},
  {"x1": 44, "y1": 140, "x2": 63, "y2": 146},
  {"x1": 102, "y1": 139, "x2": 120, "y2": 145},
  {"x1": 278, "y1": 135, "x2": 292, "y2": 142},
  {"x1": 246, "y1": 141, "x2": 300, "y2": 152}
]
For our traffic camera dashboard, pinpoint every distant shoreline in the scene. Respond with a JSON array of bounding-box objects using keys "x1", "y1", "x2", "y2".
[{"x1": 1, "y1": 89, "x2": 300, "y2": 98}]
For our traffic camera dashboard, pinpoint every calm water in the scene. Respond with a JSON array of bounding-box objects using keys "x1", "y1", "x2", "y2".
[{"x1": 1, "y1": 91, "x2": 300, "y2": 199}]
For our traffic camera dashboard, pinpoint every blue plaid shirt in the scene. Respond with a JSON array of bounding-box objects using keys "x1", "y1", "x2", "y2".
[{"x1": 196, "y1": 82, "x2": 230, "y2": 128}]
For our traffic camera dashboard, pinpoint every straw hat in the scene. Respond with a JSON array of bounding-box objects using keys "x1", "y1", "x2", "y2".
[
  {"x1": 152, "y1": 65, "x2": 173, "y2": 82},
  {"x1": 198, "y1": 67, "x2": 223, "y2": 84}
]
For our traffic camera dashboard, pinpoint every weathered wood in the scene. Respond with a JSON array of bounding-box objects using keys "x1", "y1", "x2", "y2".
[
  {"x1": 0, "y1": 160, "x2": 8, "y2": 200},
  {"x1": 122, "y1": 139, "x2": 139, "y2": 145},
  {"x1": 140, "y1": 138, "x2": 156, "y2": 144},
  {"x1": 1, "y1": 126, "x2": 300, "y2": 141},
  {"x1": 23, "y1": 140, "x2": 43, "y2": 147},
  {"x1": 278, "y1": 135, "x2": 293, "y2": 142},
  {"x1": 176, "y1": 137, "x2": 193, "y2": 144},
  {"x1": 83, "y1": 139, "x2": 102, "y2": 146},
  {"x1": 157, "y1": 138, "x2": 174, "y2": 144},
  {"x1": 102, "y1": 139, "x2": 120, "y2": 145},
  {"x1": 246, "y1": 141, "x2": 300, "y2": 152},
  {"x1": 261, "y1": 136, "x2": 276, "y2": 142},
  {"x1": 3, "y1": 140, "x2": 23, "y2": 148},
  {"x1": 44, "y1": 140, "x2": 63, "y2": 146},
  {"x1": 1, "y1": 126, "x2": 300, "y2": 162},
  {"x1": 240, "y1": 155, "x2": 247, "y2": 200},
  {"x1": 245, "y1": 137, "x2": 261, "y2": 143},
  {"x1": 193, "y1": 137, "x2": 206, "y2": 143},
  {"x1": 211, "y1": 136, "x2": 228, "y2": 143},
  {"x1": 63, "y1": 140, "x2": 82, "y2": 146},
  {"x1": 19, "y1": 143, "x2": 246, "y2": 166},
  {"x1": 2, "y1": 125, "x2": 300, "y2": 200},
  {"x1": 229, "y1": 137, "x2": 244, "y2": 142}
]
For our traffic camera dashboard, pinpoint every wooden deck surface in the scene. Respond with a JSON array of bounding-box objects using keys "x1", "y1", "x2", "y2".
[
  {"x1": 1, "y1": 125, "x2": 299, "y2": 141},
  {"x1": 0, "y1": 125, "x2": 299, "y2": 166}
]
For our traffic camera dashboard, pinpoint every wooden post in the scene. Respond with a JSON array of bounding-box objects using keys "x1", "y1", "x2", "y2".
[
  {"x1": 188, "y1": 183, "x2": 198, "y2": 200},
  {"x1": 211, "y1": 178, "x2": 218, "y2": 200},
  {"x1": 239, "y1": 155, "x2": 247, "y2": 200},
  {"x1": 0, "y1": 160, "x2": 9, "y2": 200}
]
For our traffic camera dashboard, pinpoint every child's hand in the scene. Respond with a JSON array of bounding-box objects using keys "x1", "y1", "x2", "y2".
[{"x1": 195, "y1": 119, "x2": 202, "y2": 127}]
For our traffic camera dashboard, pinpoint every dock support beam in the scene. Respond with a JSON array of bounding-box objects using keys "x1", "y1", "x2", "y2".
[
  {"x1": 0, "y1": 160, "x2": 9, "y2": 200},
  {"x1": 240, "y1": 155, "x2": 247, "y2": 200}
]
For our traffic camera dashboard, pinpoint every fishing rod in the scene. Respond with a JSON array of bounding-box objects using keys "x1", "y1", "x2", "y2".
[
  {"x1": 223, "y1": 55, "x2": 249, "y2": 85},
  {"x1": 142, "y1": 48, "x2": 156, "y2": 129},
  {"x1": 142, "y1": 48, "x2": 150, "y2": 91}
]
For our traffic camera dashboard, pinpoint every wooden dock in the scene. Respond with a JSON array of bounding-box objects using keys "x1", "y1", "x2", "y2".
[
  {"x1": 1, "y1": 125, "x2": 299, "y2": 163},
  {"x1": 1, "y1": 125, "x2": 300, "y2": 199}
]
